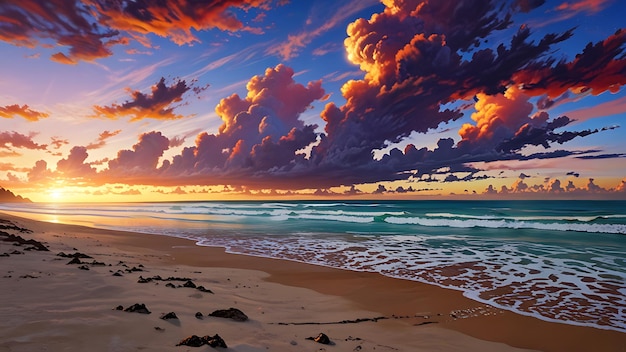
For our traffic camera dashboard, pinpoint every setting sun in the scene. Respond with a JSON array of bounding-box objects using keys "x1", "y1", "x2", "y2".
[{"x1": 48, "y1": 189, "x2": 63, "y2": 201}]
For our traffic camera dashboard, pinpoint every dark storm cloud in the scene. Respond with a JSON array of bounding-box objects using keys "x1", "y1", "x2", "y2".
[
  {"x1": 92, "y1": 78, "x2": 193, "y2": 121},
  {"x1": 575, "y1": 153, "x2": 626, "y2": 160}
]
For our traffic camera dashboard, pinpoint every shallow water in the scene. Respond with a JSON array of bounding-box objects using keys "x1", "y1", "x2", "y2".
[{"x1": 2, "y1": 200, "x2": 625, "y2": 332}]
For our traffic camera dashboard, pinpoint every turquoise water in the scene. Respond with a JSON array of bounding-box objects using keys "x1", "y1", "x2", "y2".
[{"x1": 2, "y1": 200, "x2": 625, "y2": 332}]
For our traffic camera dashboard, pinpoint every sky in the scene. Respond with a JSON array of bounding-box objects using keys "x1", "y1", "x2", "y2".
[{"x1": 1, "y1": 0, "x2": 625, "y2": 202}]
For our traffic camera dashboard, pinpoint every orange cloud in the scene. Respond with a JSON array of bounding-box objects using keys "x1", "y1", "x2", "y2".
[
  {"x1": 0, "y1": 0, "x2": 121, "y2": 64},
  {"x1": 0, "y1": 104, "x2": 49, "y2": 121},
  {"x1": 0, "y1": 131, "x2": 47, "y2": 151},
  {"x1": 554, "y1": 0, "x2": 610, "y2": 14},
  {"x1": 89, "y1": 0, "x2": 271, "y2": 46},
  {"x1": 86, "y1": 130, "x2": 122, "y2": 150},
  {"x1": 0, "y1": 0, "x2": 272, "y2": 64}
]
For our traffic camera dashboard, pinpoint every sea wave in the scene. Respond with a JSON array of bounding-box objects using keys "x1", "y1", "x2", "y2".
[
  {"x1": 425, "y1": 212, "x2": 626, "y2": 222},
  {"x1": 191, "y1": 232, "x2": 626, "y2": 333},
  {"x1": 384, "y1": 216, "x2": 626, "y2": 234}
]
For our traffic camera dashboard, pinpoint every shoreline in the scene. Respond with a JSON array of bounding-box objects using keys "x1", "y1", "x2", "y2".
[{"x1": 1, "y1": 212, "x2": 624, "y2": 351}]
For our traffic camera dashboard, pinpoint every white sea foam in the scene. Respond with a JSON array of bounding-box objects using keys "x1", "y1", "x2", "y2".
[
  {"x1": 191, "y1": 233, "x2": 626, "y2": 333},
  {"x1": 384, "y1": 216, "x2": 626, "y2": 234},
  {"x1": 425, "y1": 212, "x2": 626, "y2": 222}
]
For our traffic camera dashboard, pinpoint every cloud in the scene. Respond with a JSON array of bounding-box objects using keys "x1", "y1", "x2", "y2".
[
  {"x1": 483, "y1": 176, "x2": 626, "y2": 197},
  {"x1": 0, "y1": 0, "x2": 120, "y2": 63},
  {"x1": 56, "y1": 146, "x2": 97, "y2": 178},
  {"x1": 308, "y1": 2, "x2": 573, "y2": 175},
  {"x1": 86, "y1": 130, "x2": 122, "y2": 149},
  {"x1": 92, "y1": 78, "x2": 193, "y2": 121},
  {"x1": 575, "y1": 153, "x2": 626, "y2": 160},
  {"x1": 266, "y1": 0, "x2": 380, "y2": 60},
  {"x1": 563, "y1": 96, "x2": 626, "y2": 123},
  {"x1": 154, "y1": 64, "x2": 325, "y2": 186},
  {"x1": 51, "y1": 137, "x2": 69, "y2": 149},
  {"x1": 90, "y1": 0, "x2": 271, "y2": 46},
  {"x1": 21, "y1": 1, "x2": 626, "y2": 193},
  {"x1": 0, "y1": 104, "x2": 49, "y2": 121},
  {"x1": 118, "y1": 189, "x2": 142, "y2": 196},
  {"x1": 105, "y1": 131, "x2": 171, "y2": 179},
  {"x1": 553, "y1": 0, "x2": 611, "y2": 16},
  {"x1": 27, "y1": 160, "x2": 53, "y2": 183},
  {"x1": 512, "y1": 0, "x2": 546, "y2": 12},
  {"x1": 515, "y1": 29, "x2": 626, "y2": 98},
  {"x1": 0, "y1": 131, "x2": 47, "y2": 151},
  {"x1": 0, "y1": 0, "x2": 273, "y2": 64}
]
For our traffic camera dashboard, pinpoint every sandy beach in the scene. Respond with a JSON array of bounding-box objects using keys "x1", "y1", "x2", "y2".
[{"x1": 1, "y1": 212, "x2": 624, "y2": 351}]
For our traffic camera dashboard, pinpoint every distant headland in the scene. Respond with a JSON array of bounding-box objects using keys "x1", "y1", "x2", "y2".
[{"x1": 0, "y1": 187, "x2": 32, "y2": 203}]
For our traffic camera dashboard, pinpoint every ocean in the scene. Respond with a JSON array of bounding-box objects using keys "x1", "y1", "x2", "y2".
[{"x1": 1, "y1": 200, "x2": 625, "y2": 333}]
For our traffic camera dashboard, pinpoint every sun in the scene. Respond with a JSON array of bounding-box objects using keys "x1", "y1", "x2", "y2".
[{"x1": 48, "y1": 189, "x2": 64, "y2": 202}]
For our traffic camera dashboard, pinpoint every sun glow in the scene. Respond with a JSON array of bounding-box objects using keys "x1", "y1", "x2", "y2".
[{"x1": 48, "y1": 188, "x2": 64, "y2": 202}]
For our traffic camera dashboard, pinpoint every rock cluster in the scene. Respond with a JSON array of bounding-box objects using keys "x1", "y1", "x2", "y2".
[{"x1": 176, "y1": 334, "x2": 227, "y2": 348}]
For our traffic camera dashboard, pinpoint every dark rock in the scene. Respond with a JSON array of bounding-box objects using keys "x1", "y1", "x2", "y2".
[
  {"x1": 67, "y1": 257, "x2": 82, "y2": 265},
  {"x1": 165, "y1": 283, "x2": 176, "y2": 288},
  {"x1": 176, "y1": 334, "x2": 228, "y2": 348},
  {"x1": 209, "y1": 308, "x2": 248, "y2": 322},
  {"x1": 89, "y1": 260, "x2": 106, "y2": 266},
  {"x1": 0, "y1": 253, "x2": 9, "y2": 257},
  {"x1": 203, "y1": 334, "x2": 227, "y2": 348},
  {"x1": 176, "y1": 335, "x2": 205, "y2": 347},
  {"x1": 19, "y1": 274, "x2": 38, "y2": 279},
  {"x1": 78, "y1": 265, "x2": 90, "y2": 270},
  {"x1": 137, "y1": 276, "x2": 152, "y2": 283},
  {"x1": 306, "y1": 333, "x2": 332, "y2": 345},
  {"x1": 165, "y1": 276, "x2": 192, "y2": 281},
  {"x1": 115, "y1": 305, "x2": 124, "y2": 310},
  {"x1": 414, "y1": 321, "x2": 437, "y2": 326},
  {"x1": 10, "y1": 250, "x2": 23, "y2": 255},
  {"x1": 0, "y1": 220, "x2": 32, "y2": 233},
  {"x1": 57, "y1": 252, "x2": 92, "y2": 259},
  {"x1": 160, "y1": 312, "x2": 178, "y2": 320},
  {"x1": 196, "y1": 286, "x2": 213, "y2": 293},
  {"x1": 112, "y1": 271, "x2": 123, "y2": 277},
  {"x1": 195, "y1": 312, "x2": 203, "y2": 319},
  {"x1": 183, "y1": 280, "x2": 196, "y2": 288},
  {"x1": 1, "y1": 234, "x2": 48, "y2": 251},
  {"x1": 154, "y1": 326, "x2": 165, "y2": 332},
  {"x1": 124, "y1": 303, "x2": 151, "y2": 314}
]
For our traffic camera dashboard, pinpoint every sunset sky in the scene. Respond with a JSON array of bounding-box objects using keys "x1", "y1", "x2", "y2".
[{"x1": 1, "y1": 0, "x2": 625, "y2": 202}]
